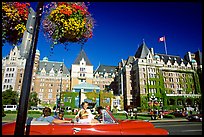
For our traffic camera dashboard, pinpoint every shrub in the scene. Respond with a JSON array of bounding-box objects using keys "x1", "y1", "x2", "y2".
[
  {"x1": 28, "y1": 110, "x2": 41, "y2": 114},
  {"x1": 164, "y1": 114, "x2": 175, "y2": 119}
]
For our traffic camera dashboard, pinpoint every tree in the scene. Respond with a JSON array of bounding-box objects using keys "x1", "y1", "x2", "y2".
[
  {"x1": 2, "y1": 88, "x2": 19, "y2": 105},
  {"x1": 99, "y1": 90, "x2": 114, "y2": 108},
  {"x1": 28, "y1": 92, "x2": 41, "y2": 109},
  {"x1": 85, "y1": 90, "x2": 99, "y2": 103}
]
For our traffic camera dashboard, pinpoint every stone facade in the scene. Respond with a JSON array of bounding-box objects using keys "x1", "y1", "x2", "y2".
[{"x1": 115, "y1": 41, "x2": 202, "y2": 110}]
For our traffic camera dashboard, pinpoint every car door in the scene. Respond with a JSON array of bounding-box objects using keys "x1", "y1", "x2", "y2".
[
  {"x1": 51, "y1": 123, "x2": 74, "y2": 135},
  {"x1": 26, "y1": 124, "x2": 53, "y2": 135},
  {"x1": 71, "y1": 123, "x2": 121, "y2": 135}
]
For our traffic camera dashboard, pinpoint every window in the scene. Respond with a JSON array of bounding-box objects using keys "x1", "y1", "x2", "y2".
[
  {"x1": 143, "y1": 88, "x2": 146, "y2": 94},
  {"x1": 80, "y1": 67, "x2": 85, "y2": 71},
  {"x1": 48, "y1": 93, "x2": 52, "y2": 99},
  {"x1": 49, "y1": 89, "x2": 53, "y2": 92},
  {"x1": 39, "y1": 93, "x2": 43, "y2": 100}
]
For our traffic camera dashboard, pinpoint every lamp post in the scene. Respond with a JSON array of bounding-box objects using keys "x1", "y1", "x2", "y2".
[
  {"x1": 159, "y1": 99, "x2": 163, "y2": 111},
  {"x1": 149, "y1": 93, "x2": 158, "y2": 120},
  {"x1": 194, "y1": 102, "x2": 198, "y2": 114},
  {"x1": 59, "y1": 64, "x2": 63, "y2": 111},
  {"x1": 56, "y1": 94, "x2": 59, "y2": 108},
  {"x1": 14, "y1": 2, "x2": 44, "y2": 135}
]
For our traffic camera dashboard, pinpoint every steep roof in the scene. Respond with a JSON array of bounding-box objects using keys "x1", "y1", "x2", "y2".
[
  {"x1": 155, "y1": 53, "x2": 188, "y2": 65},
  {"x1": 38, "y1": 58, "x2": 70, "y2": 75},
  {"x1": 94, "y1": 64, "x2": 117, "y2": 74},
  {"x1": 194, "y1": 50, "x2": 202, "y2": 65},
  {"x1": 126, "y1": 56, "x2": 135, "y2": 65},
  {"x1": 134, "y1": 41, "x2": 150, "y2": 59},
  {"x1": 73, "y1": 49, "x2": 92, "y2": 65}
]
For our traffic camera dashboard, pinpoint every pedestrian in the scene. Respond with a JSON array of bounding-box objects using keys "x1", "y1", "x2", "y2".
[
  {"x1": 54, "y1": 108, "x2": 59, "y2": 117},
  {"x1": 134, "y1": 108, "x2": 137, "y2": 119},
  {"x1": 189, "y1": 110, "x2": 193, "y2": 116},
  {"x1": 159, "y1": 111, "x2": 163, "y2": 119},
  {"x1": 130, "y1": 110, "x2": 133, "y2": 119}
]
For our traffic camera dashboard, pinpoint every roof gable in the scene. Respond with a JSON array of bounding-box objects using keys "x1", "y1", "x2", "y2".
[
  {"x1": 135, "y1": 41, "x2": 150, "y2": 59},
  {"x1": 73, "y1": 49, "x2": 92, "y2": 65}
]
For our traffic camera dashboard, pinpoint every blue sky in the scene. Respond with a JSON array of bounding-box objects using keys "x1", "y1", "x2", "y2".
[{"x1": 2, "y1": 2, "x2": 202, "y2": 70}]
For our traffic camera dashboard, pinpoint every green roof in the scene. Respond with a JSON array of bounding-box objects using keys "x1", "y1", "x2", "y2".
[{"x1": 73, "y1": 82, "x2": 100, "y2": 90}]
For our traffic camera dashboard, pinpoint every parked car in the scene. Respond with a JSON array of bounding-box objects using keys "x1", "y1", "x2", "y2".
[
  {"x1": 3, "y1": 105, "x2": 18, "y2": 111},
  {"x1": 2, "y1": 109, "x2": 169, "y2": 135},
  {"x1": 169, "y1": 111, "x2": 187, "y2": 117},
  {"x1": 186, "y1": 114, "x2": 202, "y2": 122},
  {"x1": 162, "y1": 110, "x2": 171, "y2": 115}
]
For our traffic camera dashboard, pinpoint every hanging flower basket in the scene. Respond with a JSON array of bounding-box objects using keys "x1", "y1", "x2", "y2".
[
  {"x1": 42, "y1": 2, "x2": 95, "y2": 48},
  {"x1": 2, "y1": 2, "x2": 30, "y2": 45}
]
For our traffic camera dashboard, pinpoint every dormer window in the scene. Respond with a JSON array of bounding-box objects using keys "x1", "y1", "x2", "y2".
[{"x1": 49, "y1": 68, "x2": 55, "y2": 76}]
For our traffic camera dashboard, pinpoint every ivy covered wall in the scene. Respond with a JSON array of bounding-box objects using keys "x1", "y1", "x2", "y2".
[
  {"x1": 140, "y1": 68, "x2": 201, "y2": 111},
  {"x1": 61, "y1": 90, "x2": 114, "y2": 109}
]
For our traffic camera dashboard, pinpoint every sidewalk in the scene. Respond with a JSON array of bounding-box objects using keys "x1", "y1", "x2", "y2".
[{"x1": 149, "y1": 118, "x2": 188, "y2": 123}]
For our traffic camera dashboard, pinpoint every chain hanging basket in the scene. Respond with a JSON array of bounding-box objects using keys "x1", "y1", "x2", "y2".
[
  {"x1": 42, "y1": 2, "x2": 95, "y2": 49},
  {"x1": 2, "y1": 2, "x2": 30, "y2": 46}
]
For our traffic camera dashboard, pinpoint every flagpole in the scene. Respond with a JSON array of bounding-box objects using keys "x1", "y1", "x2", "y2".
[{"x1": 164, "y1": 36, "x2": 167, "y2": 55}]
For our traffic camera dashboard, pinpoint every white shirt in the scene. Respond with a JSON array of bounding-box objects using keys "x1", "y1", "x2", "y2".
[
  {"x1": 78, "y1": 116, "x2": 92, "y2": 124},
  {"x1": 75, "y1": 108, "x2": 95, "y2": 120}
]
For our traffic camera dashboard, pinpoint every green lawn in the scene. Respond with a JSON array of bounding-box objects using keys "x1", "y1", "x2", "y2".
[{"x1": 2, "y1": 113, "x2": 150, "y2": 122}]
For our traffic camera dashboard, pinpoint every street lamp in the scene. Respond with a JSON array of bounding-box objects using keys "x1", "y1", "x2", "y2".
[
  {"x1": 56, "y1": 94, "x2": 59, "y2": 109},
  {"x1": 59, "y1": 64, "x2": 63, "y2": 111},
  {"x1": 159, "y1": 99, "x2": 163, "y2": 110},
  {"x1": 194, "y1": 102, "x2": 198, "y2": 113}
]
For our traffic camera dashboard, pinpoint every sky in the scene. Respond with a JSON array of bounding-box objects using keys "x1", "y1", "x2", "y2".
[{"x1": 2, "y1": 2, "x2": 202, "y2": 70}]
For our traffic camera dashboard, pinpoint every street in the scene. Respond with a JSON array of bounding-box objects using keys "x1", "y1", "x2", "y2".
[{"x1": 152, "y1": 121, "x2": 202, "y2": 135}]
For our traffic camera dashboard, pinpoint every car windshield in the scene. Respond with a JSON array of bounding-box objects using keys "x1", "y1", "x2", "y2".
[{"x1": 101, "y1": 109, "x2": 117, "y2": 124}]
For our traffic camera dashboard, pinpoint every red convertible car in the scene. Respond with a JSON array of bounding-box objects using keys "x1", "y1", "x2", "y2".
[{"x1": 2, "y1": 109, "x2": 169, "y2": 135}]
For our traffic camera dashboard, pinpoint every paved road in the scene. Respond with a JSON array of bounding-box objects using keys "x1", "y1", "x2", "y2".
[{"x1": 152, "y1": 121, "x2": 202, "y2": 135}]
